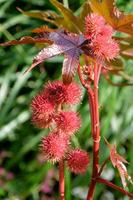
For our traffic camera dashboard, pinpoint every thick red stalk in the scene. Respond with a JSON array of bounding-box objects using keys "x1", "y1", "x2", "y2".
[
  {"x1": 78, "y1": 64, "x2": 133, "y2": 199},
  {"x1": 87, "y1": 64, "x2": 101, "y2": 200},
  {"x1": 59, "y1": 160, "x2": 65, "y2": 200}
]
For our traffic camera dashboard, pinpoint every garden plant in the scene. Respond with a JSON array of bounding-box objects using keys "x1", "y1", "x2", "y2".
[{"x1": 0, "y1": 0, "x2": 133, "y2": 199}]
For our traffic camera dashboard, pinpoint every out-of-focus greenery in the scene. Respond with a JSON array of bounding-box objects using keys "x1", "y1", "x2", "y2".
[{"x1": 0, "y1": 0, "x2": 133, "y2": 200}]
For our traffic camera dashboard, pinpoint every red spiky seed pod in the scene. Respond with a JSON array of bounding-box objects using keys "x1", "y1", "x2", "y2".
[
  {"x1": 43, "y1": 81, "x2": 82, "y2": 106},
  {"x1": 67, "y1": 149, "x2": 89, "y2": 174},
  {"x1": 85, "y1": 13, "x2": 119, "y2": 60},
  {"x1": 31, "y1": 94, "x2": 54, "y2": 128},
  {"x1": 55, "y1": 111, "x2": 81, "y2": 135},
  {"x1": 32, "y1": 111, "x2": 53, "y2": 129},
  {"x1": 92, "y1": 35, "x2": 119, "y2": 60},
  {"x1": 41, "y1": 132, "x2": 69, "y2": 163},
  {"x1": 43, "y1": 81, "x2": 67, "y2": 105},
  {"x1": 65, "y1": 82, "x2": 82, "y2": 105},
  {"x1": 85, "y1": 13, "x2": 105, "y2": 39}
]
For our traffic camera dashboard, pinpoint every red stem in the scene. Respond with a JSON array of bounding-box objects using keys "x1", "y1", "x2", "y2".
[
  {"x1": 87, "y1": 64, "x2": 101, "y2": 200},
  {"x1": 78, "y1": 64, "x2": 133, "y2": 199},
  {"x1": 97, "y1": 177, "x2": 133, "y2": 198},
  {"x1": 59, "y1": 160, "x2": 65, "y2": 200}
]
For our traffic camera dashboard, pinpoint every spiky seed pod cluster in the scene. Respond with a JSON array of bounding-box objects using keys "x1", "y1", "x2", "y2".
[
  {"x1": 31, "y1": 80, "x2": 89, "y2": 173},
  {"x1": 31, "y1": 81, "x2": 82, "y2": 129},
  {"x1": 85, "y1": 13, "x2": 119, "y2": 60}
]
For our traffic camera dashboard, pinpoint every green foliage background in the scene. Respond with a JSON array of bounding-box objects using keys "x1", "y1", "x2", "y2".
[{"x1": 0, "y1": 0, "x2": 133, "y2": 199}]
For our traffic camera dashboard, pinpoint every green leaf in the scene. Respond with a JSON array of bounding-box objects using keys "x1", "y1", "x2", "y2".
[
  {"x1": 50, "y1": 0, "x2": 82, "y2": 33},
  {"x1": 107, "y1": 58, "x2": 124, "y2": 74},
  {"x1": 7, "y1": 130, "x2": 48, "y2": 168},
  {"x1": 0, "y1": 111, "x2": 30, "y2": 140},
  {"x1": 79, "y1": 1, "x2": 91, "y2": 25},
  {"x1": 0, "y1": 69, "x2": 30, "y2": 125}
]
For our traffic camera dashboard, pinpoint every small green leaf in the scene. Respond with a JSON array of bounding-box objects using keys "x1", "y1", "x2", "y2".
[
  {"x1": 50, "y1": 0, "x2": 82, "y2": 33},
  {"x1": 79, "y1": 1, "x2": 91, "y2": 25}
]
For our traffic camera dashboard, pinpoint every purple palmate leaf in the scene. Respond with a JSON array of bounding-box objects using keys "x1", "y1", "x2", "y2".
[
  {"x1": 0, "y1": 28, "x2": 91, "y2": 83},
  {"x1": 62, "y1": 49, "x2": 80, "y2": 83},
  {"x1": 25, "y1": 43, "x2": 67, "y2": 74},
  {"x1": 24, "y1": 29, "x2": 87, "y2": 83}
]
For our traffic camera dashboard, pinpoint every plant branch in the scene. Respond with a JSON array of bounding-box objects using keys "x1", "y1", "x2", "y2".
[
  {"x1": 86, "y1": 63, "x2": 101, "y2": 200},
  {"x1": 59, "y1": 160, "x2": 65, "y2": 200},
  {"x1": 97, "y1": 177, "x2": 133, "y2": 199}
]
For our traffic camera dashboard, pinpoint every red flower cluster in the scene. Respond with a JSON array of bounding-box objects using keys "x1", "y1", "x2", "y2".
[
  {"x1": 85, "y1": 13, "x2": 119, "y2": 60},
  {"x1": 31, "y1": 80, "x2": 89, "y2": 173}
]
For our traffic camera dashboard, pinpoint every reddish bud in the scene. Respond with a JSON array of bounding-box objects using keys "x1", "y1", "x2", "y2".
[
  {"x1": 85, "y1": 13, "x2": 119, "y2": 60},
  {"x1": 67, "y1": 149, "x2": 89, "y2": 174},
  {"x1": 31, "y1": 94, "x2": 54, "y2": 128},
  {"x1": 43, "y1": 81, "x2": 82, "y2": 105},
  {"x1": 43, "y1": 81, "x2": 67, "y2": 105},
  {"x1": 85, "y1": 13, "x2": 105, "y2": 39},
  {"x1": 65, "y1": 82, "x2": 82, "y2": 104},
  {"x1": 92, "y1": 35, "x2": 119, "y2": 60},
  {"x1": 41, "y1": 132, "x2": 69, "y2": 163},
  {"x1": 55, "y1": 111, "x2": 81, "y2": 135}
]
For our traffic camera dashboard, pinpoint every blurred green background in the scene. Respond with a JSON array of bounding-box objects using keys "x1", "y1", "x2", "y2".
[{"x1": 0, "y1": 0, "x2": 133, "y2": 199}]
